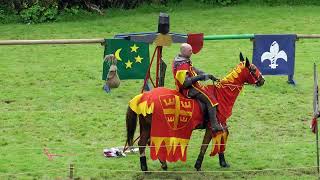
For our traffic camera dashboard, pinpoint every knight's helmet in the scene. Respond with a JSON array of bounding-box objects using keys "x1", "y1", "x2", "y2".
[{"x1": 158, "y1": 12, "x2": 169, "y2": 34}]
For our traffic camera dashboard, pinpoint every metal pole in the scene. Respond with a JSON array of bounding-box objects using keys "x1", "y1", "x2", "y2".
[
  {"x1": 203, "y1": 34, "x2": 320, "y2": 41},
  {"x1": 204, "y1": 34, "x2": 254, "y2": 40}
]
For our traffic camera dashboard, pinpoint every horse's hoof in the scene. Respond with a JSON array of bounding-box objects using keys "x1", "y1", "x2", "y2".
[
  {"x1": 140, "y1": 156, "x2": 148, "y2": 171},
  {"x1": 141, "y1": 166, "x2": 148, "y2": 171},
  {"x1": 161, "y1": 165, "x2": 168, "y2": 171},
  {"x1": 194, "y1": 163, "x2": 202, "y2": 171},
  {"x1": 219, "y1": 162, "x2": 230, "y2": 168},
  {"x1": 194, "y1": 155, "x2": 204, "y2": 171},
  {"x1": 218, "y1": 153, "x2": 230, "y2": 168}
]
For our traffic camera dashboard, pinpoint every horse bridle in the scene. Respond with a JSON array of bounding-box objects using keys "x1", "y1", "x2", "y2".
[{"x1": 248, "y1": 65, "x2": 264, "y2": 86}]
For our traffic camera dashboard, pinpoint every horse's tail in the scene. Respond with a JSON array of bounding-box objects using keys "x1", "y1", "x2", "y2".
[{"x1": 126, "y1": 106, "x2": 138, "y2": 146}]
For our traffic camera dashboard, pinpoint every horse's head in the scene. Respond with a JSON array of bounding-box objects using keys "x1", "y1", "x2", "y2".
[
  {"x1": 219, "y1": 52, "x2": 265, "y2": 87},
  {"x1": 239, "y1": 52, "x2": 265, "y2": 87}
]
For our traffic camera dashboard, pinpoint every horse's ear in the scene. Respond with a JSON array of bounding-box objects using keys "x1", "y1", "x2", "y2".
[
  {"x1": 240, "y1": 52, "x2": 244, "y2": 62},
  {"x1": 245, "y1": 57, "x2": 250, "y2": 67}
]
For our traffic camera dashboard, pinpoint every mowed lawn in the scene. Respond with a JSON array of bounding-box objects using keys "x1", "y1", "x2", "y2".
[{"x1": 1, "y1": 3, "x2": 320, "y2": 179}]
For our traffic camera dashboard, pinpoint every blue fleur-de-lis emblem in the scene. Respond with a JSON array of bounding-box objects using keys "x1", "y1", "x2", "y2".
[{"x1": 261, "y1": 41, "x2": 287, "y2": 69}]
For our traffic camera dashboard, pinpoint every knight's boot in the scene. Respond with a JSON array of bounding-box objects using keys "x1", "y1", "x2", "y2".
[
  {"x1": 208, "y1": 107, "x2": 223, "y2": 132},
  {"x1": 194, "y1": 154, "x2": 204, "y2": 171},
  {"x1": 140, "y1": 156, "x2": 148, "y2": 171},
  {"x1": 219, "y1": 153, "x2": 230, "y2": 168}
]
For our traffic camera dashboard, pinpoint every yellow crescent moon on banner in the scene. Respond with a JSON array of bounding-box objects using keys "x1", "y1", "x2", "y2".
[{"x1": 114, "y1": 48, "x2": 122, "y2": 61}]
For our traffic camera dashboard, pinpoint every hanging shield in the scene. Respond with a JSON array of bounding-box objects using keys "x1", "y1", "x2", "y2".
[{"x1": 187, "y1": 33, "x2": 204, "y2": 54}]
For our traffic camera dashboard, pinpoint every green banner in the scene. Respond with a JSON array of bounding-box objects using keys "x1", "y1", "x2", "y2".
[{"x1": 102, "y1": 39, "x2": 150, "y2": 80}]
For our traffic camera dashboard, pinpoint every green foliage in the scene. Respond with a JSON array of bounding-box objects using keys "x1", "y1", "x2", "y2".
[
  {"x1": 63, "y1": 6, "x2": 80, "y2": 15},
  {"x1": 20, "y1": 3, "x2": 58, "y2": 23},
  {"x1": 1, "y1": 0, "x2": 320, "y2": 24},
  {"x1": 199, "y1": 0, "x2": 238, "y2": 6},
  {"x1": 0, "y1": 9, "x2": 4, "y2": 21},
  {"x1": 264, "y1": 0, "x2": 320, "y2": 6},
  {"x1": 240, "y1": 0, "x2": 320, "y2": 5},
  {"x1": 0, "y1": 5, "x2": 19, "y2": 24}
]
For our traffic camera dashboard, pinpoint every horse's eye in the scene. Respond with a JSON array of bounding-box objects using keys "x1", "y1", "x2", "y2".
[{"x1": 250, "y1": 67, "x2": 256, "y2": 73}]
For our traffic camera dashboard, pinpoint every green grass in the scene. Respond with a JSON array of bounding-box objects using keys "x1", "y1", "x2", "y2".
[{"x1": 1, "y1": 3, "x2": 320, "y2": 179}]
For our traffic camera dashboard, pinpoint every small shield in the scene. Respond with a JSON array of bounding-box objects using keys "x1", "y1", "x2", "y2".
[{"x1": 187, "y1": 33, "x2": 204, "y2": 54}]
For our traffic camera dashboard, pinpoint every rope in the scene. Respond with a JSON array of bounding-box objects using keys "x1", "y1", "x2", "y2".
[
  {"x1": 75, "y1": 166, "x2": 318, "y2": 174},
  {"x1": 0, "y1": 140, "x2": 315, "y2": 151},
  {"x1": 0, "y1": 168, "x2": 66, "y2": 177}
]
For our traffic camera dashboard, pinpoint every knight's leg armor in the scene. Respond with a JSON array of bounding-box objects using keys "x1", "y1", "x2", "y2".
[
  {"x1": 207, "y1": 106, "x2": 223, "y2": 132},
  {"x1": 193, "y1": 91, "x2": 223, "y2": 132}
]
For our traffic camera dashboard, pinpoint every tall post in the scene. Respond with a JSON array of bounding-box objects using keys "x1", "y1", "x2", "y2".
[
  {"x1": 156, "y1": 46, "x2": 163, "y2": 87},
  {"x1": 69, "y1": 164, "x2": 74, "y2": 180},
  {"x1": 159, "y1": 58, "x2": 167, "y2": 87},
  {"x1": 314, "y1": 63, "x2": 319, "y2": 174},
  {"x1": 317, "y1": 123, "x2": 319, "y2": 174}
]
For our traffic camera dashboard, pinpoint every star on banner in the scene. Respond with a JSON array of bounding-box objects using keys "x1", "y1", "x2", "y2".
[
  {"x1": 130, "y1": 44, "x2": 139, "y2": 52},
  {"x1": 135, "y1": 55, "x2": 143, "y2": 63},
  {"x1": 125, "y1": 60, "x2": 133, "y2": 69}
]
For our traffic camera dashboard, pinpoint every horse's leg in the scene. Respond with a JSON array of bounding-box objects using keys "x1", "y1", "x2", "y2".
[
  {"x1": 194, "y1": 127, "x2": 212, "y2": 171},
  {"x1": 219, "y1": 153, "x2": 230, "y2": 168},
  {"x1": 138, "y1": 115, "x2": 151, "y2": 172},
  {"x1": 158, "y1": 159, "x2": 167, "y2": 171}
]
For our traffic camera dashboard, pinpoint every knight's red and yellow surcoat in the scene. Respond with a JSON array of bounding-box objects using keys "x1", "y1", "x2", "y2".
[{"x1": 172, "y1": 61, "x2": 218, "y2": 107}]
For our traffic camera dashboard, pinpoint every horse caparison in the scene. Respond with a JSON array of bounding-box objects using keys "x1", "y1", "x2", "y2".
[{"x1": 126, "y1": 52, "x2": 265, "y2": 171}]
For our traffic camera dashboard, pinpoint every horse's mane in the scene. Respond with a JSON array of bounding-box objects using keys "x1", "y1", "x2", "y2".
[{"x1": 219, "y1": 62, "x2": 245, "y2": 85}]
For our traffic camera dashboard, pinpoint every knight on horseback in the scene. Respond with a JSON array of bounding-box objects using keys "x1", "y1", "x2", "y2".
[{"x1": 172, "y1": 43, "x2": 223, "y2": 133}]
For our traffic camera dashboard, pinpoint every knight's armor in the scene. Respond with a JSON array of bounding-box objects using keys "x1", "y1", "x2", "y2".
[{"x1": 172, "y1": 55, "x2": 223, "y2": 132}]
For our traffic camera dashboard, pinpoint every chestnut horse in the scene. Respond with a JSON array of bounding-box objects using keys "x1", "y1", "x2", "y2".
[{"x1": 126, "y1": 53, "x2": 265, "y2": 171}]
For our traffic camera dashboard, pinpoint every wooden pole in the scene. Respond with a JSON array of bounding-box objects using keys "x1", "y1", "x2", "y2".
[
  {"x1": 1, "y1": 34, "x2": 320, "y2": 46},
  {"x1": 0, "y1": 39, "x2": 104, "y2": 45},
  {"x1": 298, "y1": 34, "x2": 320, "y2": 39},
  {"x1": 69, "y1": 164, "x2": 74, "y2": 180},
  {"x1": 155, "y1": 46, "x2": 162, "y2": 87}
]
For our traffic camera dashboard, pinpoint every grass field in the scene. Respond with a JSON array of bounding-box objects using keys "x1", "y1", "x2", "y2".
[{"x1": 1, "y1": 2, "x2": 320, "y2": 179}]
